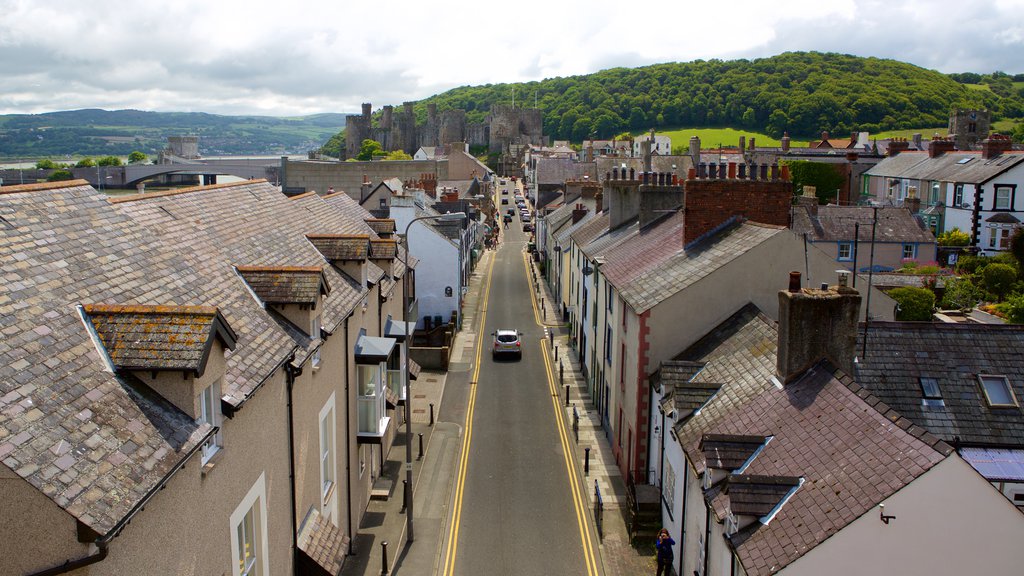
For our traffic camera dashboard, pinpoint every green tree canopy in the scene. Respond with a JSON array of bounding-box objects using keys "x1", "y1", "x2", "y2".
[
  {"x1": 384, "y1": 150, "x2": 412, "y2": 160},
  {"x1": 888, "y1": 286, "x2": 936, "y2": 321},
  {"x1": 47, "y1": 169, "x2": 74, "y2": 182},
  {"x1": 97, "y1": 156, "x2": 122, "y2": 166},
  {"x1": 937, "y1": 228, "x2": 970, "y2": 246},
  {"x1": 128, "y1": 151, "x2": 147, "y2": 164},
  {"x1": 940, "y1": 277, "x2": 981, "y2": 311},
  {"x1": 356, "y1": 139, "x2": 384, "y2": 161},
  {"x1": 75, "y1": 158, "x2": 95, "y2": 168},
  {"x1": 782, "y1": 160, "x2": 846, "y2": 203},
  {"x1": 982, "y1": 263, "x2": 1018, "y2": 301}
]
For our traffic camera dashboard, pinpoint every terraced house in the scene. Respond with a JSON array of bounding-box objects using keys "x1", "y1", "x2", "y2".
[{"x1": 0, "y1": 179, "x2": 417, "y2": 575}]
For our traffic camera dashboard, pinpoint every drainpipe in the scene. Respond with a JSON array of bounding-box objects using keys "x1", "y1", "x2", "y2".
[
  {"x1": 704, "y1": 498, "x2": 711, "y2": 576},
  {"x1": 285, "y1": 355, "x2": 301, "y2": 575},
  {"x1": 344, "y1": 317, "x2": 355, "y2": 554},
  {"x1": 679, "y1": 461, "x2": 687, "y2": 576}
]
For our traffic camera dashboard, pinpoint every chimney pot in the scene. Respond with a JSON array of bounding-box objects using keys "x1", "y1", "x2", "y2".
[
  {"x1": 820, "y1": 282, "x2": 828, "y2": 290},
  {"x1": 836, "y1": 270, "x2": 850, "y2": 287},
  {"x1": 728, "y1": 162, "x2": 737, "y2": 179},
  {"x1": 789, "y1": 271, "x2": 802, "y2": 292},
  {"x1": 687, "y1": 167, "x2": 697, "y2": 180}
]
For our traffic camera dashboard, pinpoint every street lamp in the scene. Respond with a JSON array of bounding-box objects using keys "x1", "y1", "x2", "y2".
[{"x1": 401, "y1": 211, "x2": 466, "y2": 543}]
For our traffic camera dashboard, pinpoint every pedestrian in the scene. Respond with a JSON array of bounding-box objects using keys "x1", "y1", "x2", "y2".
[{"x1": 655, "y1": 528, "x2": 675, "y2": 576}]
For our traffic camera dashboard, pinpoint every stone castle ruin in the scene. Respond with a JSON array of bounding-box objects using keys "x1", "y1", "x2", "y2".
[{"x1": 345, "y1": 101, "x2": 544, "y2": 159}]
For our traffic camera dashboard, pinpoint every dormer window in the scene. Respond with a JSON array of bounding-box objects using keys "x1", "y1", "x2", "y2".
[
  {"x1": 979, "y1": 375, "x2": 1018, "y2": 408},
  {"x1": 199, "y1": 379, "x2": 222, "y2": 463},
  {"x1": 919, "y1": 377, "x2": 943, "y2": 406}
]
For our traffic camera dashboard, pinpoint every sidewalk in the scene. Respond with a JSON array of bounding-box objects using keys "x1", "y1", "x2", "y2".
[{"x1": 342, "y1": 244, "x2": 654, "y2": 576}]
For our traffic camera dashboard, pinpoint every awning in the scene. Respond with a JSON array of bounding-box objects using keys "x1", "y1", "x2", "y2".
[
  {"x1": 409, "y1": 358, "x2": 422, "y2": 381},
  {"x1": 296, "y1": 508, "x2": 349, "y2": 576},
  {"x1": 354, "y1": 334, "x2": 396, "y2": 364},
  {"x1": 960, "y1": 447, "x2": 1024, "y2": 482},
  {"x1": 384, "y1": 317, "x2": 416, "y2": 342}
]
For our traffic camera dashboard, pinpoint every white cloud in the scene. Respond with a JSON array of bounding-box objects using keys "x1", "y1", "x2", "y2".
[{"x1": 0, "y1": 0, "x2": 1020, "y2": 116}]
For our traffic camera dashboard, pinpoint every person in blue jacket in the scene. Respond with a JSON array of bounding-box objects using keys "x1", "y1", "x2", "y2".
[{"x1": 655, "y1": 528, "x2": 675, "y2": 576}]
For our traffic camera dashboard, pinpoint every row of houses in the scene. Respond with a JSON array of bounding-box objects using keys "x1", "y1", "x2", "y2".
[
  {"x1": 534, "y1": 163, "x2": 1024, "y2": 573},
  {"x1": 0, "y1": 178, "x2": 467, "y2": 574}
]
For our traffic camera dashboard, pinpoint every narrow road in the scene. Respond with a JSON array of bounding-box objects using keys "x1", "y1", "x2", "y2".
[{"x1": 439, "y1": 183, "x2": 600, "y2": 576}]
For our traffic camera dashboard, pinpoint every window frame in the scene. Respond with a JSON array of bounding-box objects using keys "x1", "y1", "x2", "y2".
[
  {"x1": 919, "y1": 377, "x2": 942, "y2": 400},
  {"x1": 311, "y1": 314, "x2": 322, "y2": 368},
  {"x1": 979, "y1": 374, "x2": 1019, "y2": 408},
  {"x1": 230, "y1": 473, "x2": 269, "y2": 576},
  {"x1": 953, "y1": 183, "x2": 964, "y2": 208},
  {"x1": 902, "y1": 244, "x2": 917, "y2": 260},
  {"x1": 199, "y1": 379, "x2": 222, "y2": 464},
  {"x1": 837, "y1": 242, "x2": 853, "y2": 261},
  {"x1": 319, "y1": 394, "x2": 337, "y2": 514},
  {"x1": 993, "y1": 185, "x2": 1015, "y2": 211}
]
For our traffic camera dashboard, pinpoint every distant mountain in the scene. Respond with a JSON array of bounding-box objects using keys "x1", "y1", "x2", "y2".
[
  {"x1": 417, "y1": 51, "x2": 1019, "y2": 141},
  {"x1": 0, "y1": 109, "x2": 347, "y2": 158}
]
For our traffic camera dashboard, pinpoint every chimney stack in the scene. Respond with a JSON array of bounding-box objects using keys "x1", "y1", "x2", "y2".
[
  {"x1": 776, "y1": 272, "x2": 861, "y2": 383},
  {"x1": 887, "y1": 138, "x2": 910, "y2": 156},
  {"x1": 904, "y1": 186, "x2": 921, "y2": 214},
  {"x1": 912, "y1": 133, "x2": 922, "y2": 150},
  {"x1": 981, "y1": 134, "x2": 1013, "y2": 159},
  {"x1": 928, "y1": 137, "x2": 956, "y2": 158},
  {"x1": 796, "y1": 186, "x2": 818, "y2": 216}
]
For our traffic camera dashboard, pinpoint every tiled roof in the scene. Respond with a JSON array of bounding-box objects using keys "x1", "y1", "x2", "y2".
[
  {"x1": 653, "y1": 362, "x2": 719, "y2": 421},
  {"x1": 369, "y1": 239, "x2": 398, "y2": 260},
  {"x1": 307, "y1": 234, "x2": 370, "y2": 261},
  {"x1": 723, "y1": 474, "x2": 802, "y2": 518},
  {"x1": 683, "y1": 361, "x2": 950, "y2": 576},
  {"x1": 236, "y1": 266, "x2": 329, "y2": 306},
  {"x1": 855, "y1": 321, "x2": 1024, "y2": 447},
  {"x1": 365, "y1": 218, "x2": 396, "y2": 236},
  {"x1": 112, "y1": 180, "x2": 365, "y2": 404},
  {"x1": 82, "y1": 304, "x2": 236, "y2": 373},
  {"x1": 1, "y1": 181, "x2": 219, "y2": 534},
  {"x1": 790, "y1": 205, "x2": 936, "y2": 244},
  {"x1": 701, "y1": 434, "x2": 769, "y2": 472},
  {"x1": 297, "y1": 508, "x2": 348, "y2": 576},
  {"x1": 865, "y1": 150, "x2": 1024, "y2": 184},
  {"x1": 568, "y1": 212, "x2": 610, "y2": 249},
  {"x1": 618, "y1": 222, "x2": 784, "y2": 314},
  {"x1": 599, "y1": 211, "x2": 684, "y2": 292}
]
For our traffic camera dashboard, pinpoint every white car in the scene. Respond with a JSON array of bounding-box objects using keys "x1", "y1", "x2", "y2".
[{"x1": 492, "y1": 329, "x2": 522, "y2": 359}]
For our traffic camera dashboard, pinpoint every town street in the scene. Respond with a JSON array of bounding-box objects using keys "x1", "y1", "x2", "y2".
[{"x1": 438, "y1": 188, "x2": 601, "y2": 576}]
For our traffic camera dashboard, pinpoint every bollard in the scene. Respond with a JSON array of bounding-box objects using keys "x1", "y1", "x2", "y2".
[
  {"x1": 549, "y1": 331, "x2": 554, "y2": 348},
  {"x1": 418, "y1": 432, "x2": 424, "y2": 460},
  {"x1": 429, "y1": 403, "x2": 435, "y2": 426},
  {"x1": 401, "y1": 480, "x2": 408, "y2": 514},
  {"x1": 554, "y1": 345, "x2": 558, "y2": 357},
  {"x1": 565, "y1": 384, "x2": 570, "y2": 406},
  {"x1": 541, "y1": 297, "x2": 545, "y2": 314},
  {"x1": 585, "y1": 447, "x2": 591, "y2": 474},
  {"x1": 381, "y1": 541, "x2": 390, "y2": 575}
]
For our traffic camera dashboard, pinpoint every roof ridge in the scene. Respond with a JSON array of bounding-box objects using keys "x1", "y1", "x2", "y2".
[
  {"x1": 0, "y1": 179, "x2": 91, "y2": 195},
  {"x1": 235, "y1": 265, "x2": 324, "y2": 273},
  {"x1": 289, "y1": 191, "x2": 319, "y2": 201},
  {"x1": 306, "y1": 233, "x2": 370, "y2": 240},
  {"x1": 109, "y1": 179, "x2": 268, "y2": 204},
  {"x1": 82, "y1": 303, "x2": 218, "y2": 316}
]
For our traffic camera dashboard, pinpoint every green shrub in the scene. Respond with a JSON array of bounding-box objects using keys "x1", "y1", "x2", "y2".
[
  {"x1": 982, "y1": 263, "x2": 1018, "y2": 301},
  {"x1": 937, "y1": 228, "x2": 970, "y2": 246},
  {"x1": 940, "y1": 277, "x2": 981, "y2": 310},
  {"x1": 1005, "y1": 293, "x2": 1024, "y2": 324},
  {"x1": 47, "y1": 169, "x2": 74, "y2": 181},
  {"x1": 889, "y1": 286, "x2": 936, "y2": 321}
]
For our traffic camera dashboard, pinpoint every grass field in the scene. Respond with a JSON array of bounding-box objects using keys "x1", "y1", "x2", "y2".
[
  {"x1": 874, "y1": 127, "x2": 947, "y2": 139},
  {"x1": 652, "y1": 127, "x2": 808, "y2": 149}
]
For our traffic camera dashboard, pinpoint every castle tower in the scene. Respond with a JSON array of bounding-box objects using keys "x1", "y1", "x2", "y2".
[
  {"x1": 948, "y1": 109, "x2": 990, "y2": 150},
  {"x1": 344, "y1": 102, "x2": 373, "y2": 159}
]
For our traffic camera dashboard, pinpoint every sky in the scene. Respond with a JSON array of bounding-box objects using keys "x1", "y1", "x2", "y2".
[{"x1": 1, "y1": 0, "x2": 1022, "y2": 117}]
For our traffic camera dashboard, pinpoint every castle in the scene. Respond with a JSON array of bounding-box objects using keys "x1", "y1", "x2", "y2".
[{"x1": 345, "y1": 101, "x2": 544, "y2": 158}]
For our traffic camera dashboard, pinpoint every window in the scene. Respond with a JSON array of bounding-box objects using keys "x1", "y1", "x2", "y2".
[
  {"x1": 319, "y1": 395, "x2": 336, "y2": 513},
  {"x1": 954, "y1": 184, "x2": 964, "y2": 208},
  {"x1": 605, "y1": 325, "x2": 613, "y2": 365},
  {"x1": 311, "y1": 315, "x2": 322, "y2": 368},
  {"x1": 606, "y1": 281, "x2": 612, "y2": 312},
  {"x1": 902, "y1": 244, "x2": 916, "y2": 259},
  {"x1": 980, "y1": 375, "x2": 1018, "y2": 407},
  {"x1": 919, "y1": 377, "x2": 942, "y2": 400},
  {"x1": 837, "y1": 242, "x2": 852, "y2": 261},
  {"x1": 994, "y1": 186, "x2": 1013, "y2": 210},
  {"x1": 199, "y1": 380, "x2": 222, "y2": 464},
  {"x1": 663, "y1": 462, "x2": 676, "y2": 514},
  {"x1": 231, "y1": 473, "x2": 268, "y2": 576},
  {"x1": 930, "y1": 182, "x2": 940, "y2": 205}
]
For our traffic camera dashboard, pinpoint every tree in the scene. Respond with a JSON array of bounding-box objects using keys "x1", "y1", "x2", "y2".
[
  {"x1": 937, "y1": 228, "x2": 970, "y2": 246},
  {"x1": 97, "y1": 156, "x2": 122, "y2": 166},
  {"x1": 1010, "y1": 227, "x2": 1024, "y2": 271},
  {"x1": 36, "y1": 159, "x2": 57, "y2": 169},
  {"x1": 319, "y1": 131, "x2": 345, "y2": 158},
  {"x1": 888, "y1": 286, "x2": 936, "y2": 321},
  {"x1": 47, "y1": 169, "x2": 74, "y2": 182},
  {"x1": 356, "y1": 139, "x2": 384, "y2": 161},
  {"x1": 128, "y1": 151, "x2": 147, "y2": 164},
  {"x1": 982, "y1": 262, "x2": 1017, "y2": 301},
  {"x1": 384, "y1": 150, "x2": 412, "y2": 160},
  {"x1": 75, "y1": 158, "x2": 95, "y2": 168},
  {"x1": 940, "y1": 276, "x2": 981, "y2": 311},
  {"x1": 782, "y1": 160, "x2": 845, "y2": 203},
  {"x1": 1005, "y1": 293, "x2": 1024, "y2": 324}
]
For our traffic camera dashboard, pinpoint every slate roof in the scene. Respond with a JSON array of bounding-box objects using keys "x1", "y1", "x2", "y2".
[
  {"x1": 111, "y1": 180, "x2": 364, "y2": 404},
  {"x1": 723, "y1": 474, "x2": 802, "y2": 518},
  {"x1": 536, "y1": 157, "x2": 593, "y2": 186},
  {"x1": 297, "y1": 508, "x2": 348, "y2": 576},
  {"x1": 854, "y1": 321, "x2": 1024, "y2": 447},
  {"x1": 652, "y1": 361, "x2": 719, "y2": 421},
  {"x1": 1, "y1": 181, "x2": 219, "y2": 535},
  {"x1": 864, "y1": 150, "x2": 1024, "y2": 184},
  {"x1": 682, "y1": 361, "x2": 950, "y2": 576},
  {"x1": 365, "y1": 218, "x2": 396, "y2": 236},
  {"x1": 82, "y1": 304, "x2": 237, "y2": 373},
  {"x1": 236, "y1": 266, "x2": 329, "y2": 306},
  {"x1": 701, "y1": 434, "x2": 769, "y2": 472},
  {"x1": 369, "y1": 239, "x2": 398, "y2": 260},
  {"x1": 306, "y1": 234, "x2": 370, "y2": 261},
  {"x1": 617, "y1": 222, "x2": 785, "y2": 314},
  {"x1": 790, "y1": 205, "x2": 936, "y2": 244}
]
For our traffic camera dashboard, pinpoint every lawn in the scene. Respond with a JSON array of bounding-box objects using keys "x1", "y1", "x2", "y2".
[
  {"x1": 874, "y1": 128, "x2": 948, "y2": 139},
  {"x1": 653, "y1": 127, "x2": 807, "y2": 149}
]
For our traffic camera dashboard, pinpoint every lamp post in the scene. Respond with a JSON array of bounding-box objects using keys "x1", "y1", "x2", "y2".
[{"x1": 401, "y1": 211, "x2": 465, "y2": 543}]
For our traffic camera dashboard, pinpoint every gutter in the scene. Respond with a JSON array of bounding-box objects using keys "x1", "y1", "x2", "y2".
[{"x1": 27, "y1": 425, "x2": 217, "y2": 576}]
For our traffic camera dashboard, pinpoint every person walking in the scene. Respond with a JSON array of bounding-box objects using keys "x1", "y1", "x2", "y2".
[{"x1": 655, "y1": 528, "x2": 675, "y2": 576}]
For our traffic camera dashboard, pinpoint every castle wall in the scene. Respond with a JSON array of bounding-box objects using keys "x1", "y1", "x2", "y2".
[{"x1": 282, "y1": 158, "x2": 448, "y2": 199}]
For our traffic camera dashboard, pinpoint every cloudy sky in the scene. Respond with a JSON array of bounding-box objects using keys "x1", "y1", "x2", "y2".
[{"x1": 1, "y1": 0, "x2": 1022, "y2": 117}]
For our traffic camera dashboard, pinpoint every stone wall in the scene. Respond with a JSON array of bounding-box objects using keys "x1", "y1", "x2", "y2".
[{"x1": 281, "y1": 158, "x2": 448, "y2": 199}]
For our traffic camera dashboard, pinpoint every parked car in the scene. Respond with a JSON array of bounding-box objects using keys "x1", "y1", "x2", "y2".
[
  {"x1": 507, "y1": 208, "x2": 516, "y2": 215},
  {"x1": 492, "y1": 329, "x2": 522, "y2": 359},
  {"x1": 501, "y1": 198, "x2": 509, "y2": 204}
]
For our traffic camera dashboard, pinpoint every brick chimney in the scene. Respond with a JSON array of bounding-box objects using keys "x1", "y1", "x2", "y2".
[
  {"x1": 639, "y1": 173, "x2": 684, "y2": 228},
  {"x1": 887, "y1": 138, "x2": 910, "y2": 156},
  {"x1": 777, "y1": 271, "x2": 861, "y2": 383},
  {"x1": 981, "y1": 134, "x2": 1013, "y2": 159},
  {"x1": 682, "y1": 165, "x2": 792, "y2": 246},
  {"x1": 796, "y1": 186, "x2": 818, "y2": 216},
  {"x1": 904, "y1": 186, "x2": 921, "y2": 214},
  {"x1": 928, "y1": 137, "x2": 956, "y2": 158},
  {"x1": 572, "y1": 203, "x2": 588, "y2": 224}
]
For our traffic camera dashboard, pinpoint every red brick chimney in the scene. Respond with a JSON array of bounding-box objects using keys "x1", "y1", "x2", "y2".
[
  {"x1": 887, "y1": 138, "x2": 910, "y2": 156},
  {"x1": 928, "y1": 137, "x2": 956, "y2": 158},
  {"x1": 776, "y1": 271, "x2": 861, "y2": 383},
  {"x1": 981, "y1": 134, "x2": 1013, "y2": 159},
  {"x1": 682, "y1": 165, "x2": 792, "y2": 245}
]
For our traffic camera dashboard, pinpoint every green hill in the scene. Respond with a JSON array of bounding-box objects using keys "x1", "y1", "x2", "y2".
[{"x1": 420, "y1": 52, "x2": 1017, "y2": 142}]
